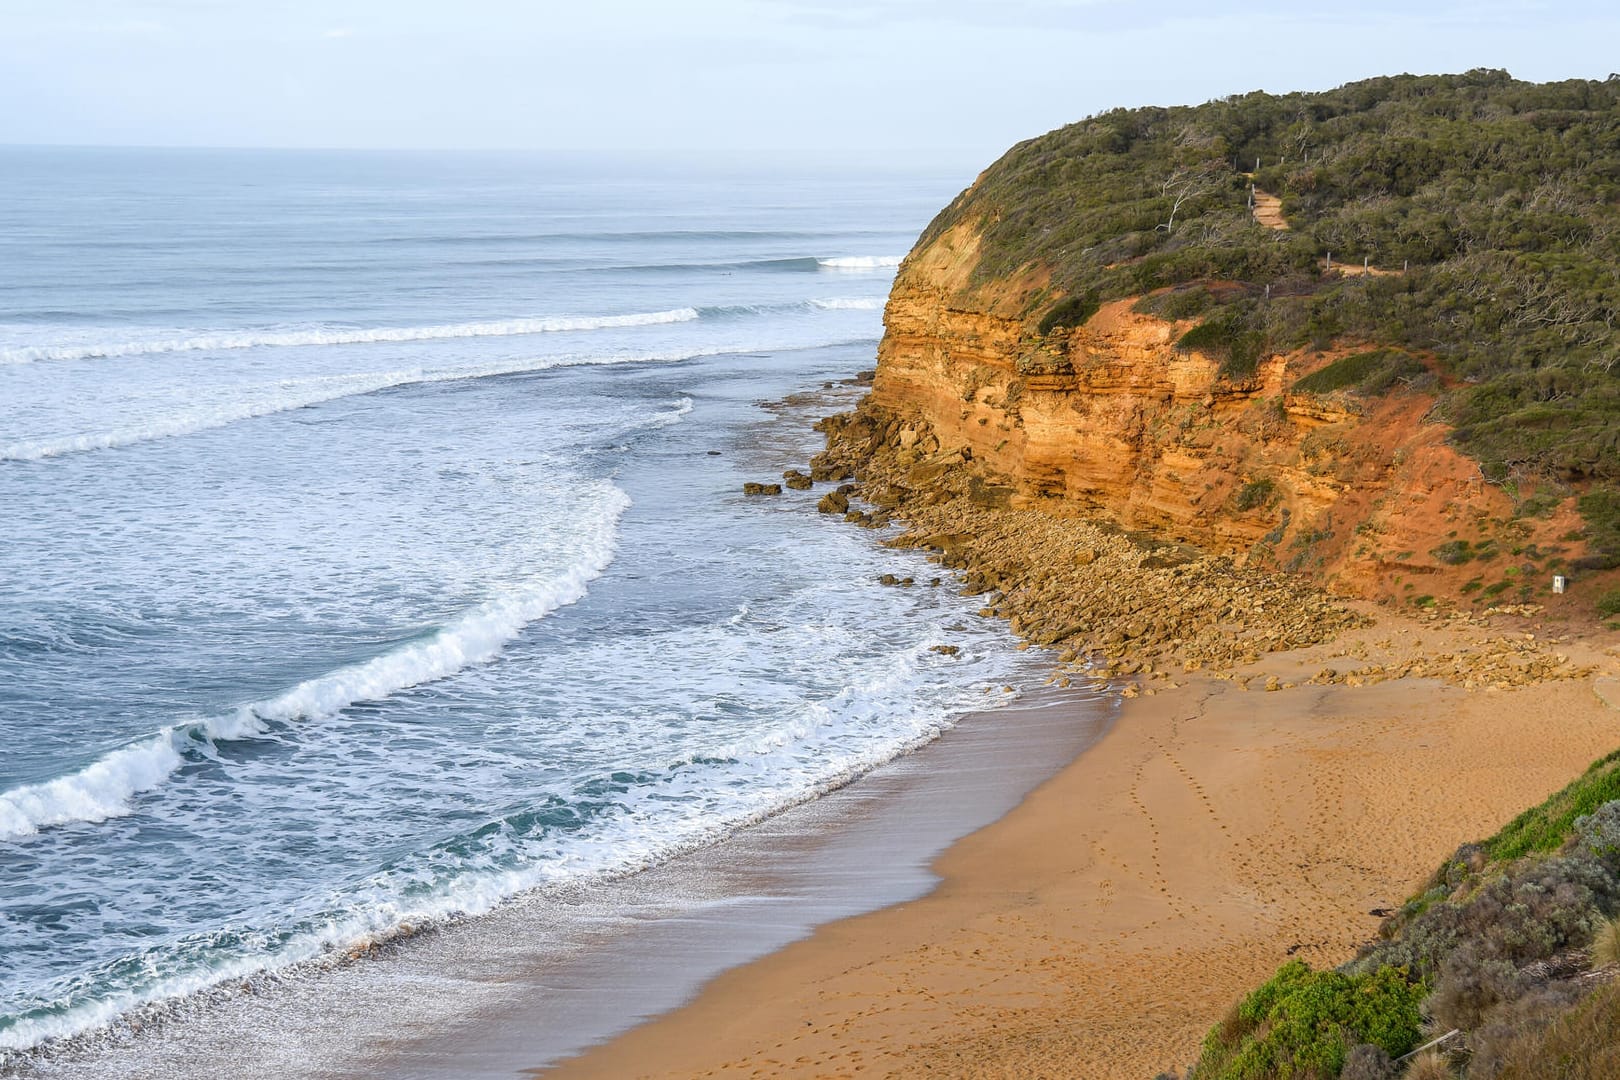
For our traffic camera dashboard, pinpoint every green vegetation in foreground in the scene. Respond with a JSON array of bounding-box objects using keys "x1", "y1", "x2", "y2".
[
  {"x1": 920, "y1": 70, "x2": 1620, "y2": 572},
  {"x1": 1192, "y1": 962, "x2": 1423, "y2": 1080},
  {"x1": 1179, "y1": 750, "x2": 1620, "y2": 1079}
]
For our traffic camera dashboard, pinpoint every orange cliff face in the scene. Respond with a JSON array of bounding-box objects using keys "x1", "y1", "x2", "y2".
[{"x1": 866, "y1": 222, "x2": 1590, "y2": 610}]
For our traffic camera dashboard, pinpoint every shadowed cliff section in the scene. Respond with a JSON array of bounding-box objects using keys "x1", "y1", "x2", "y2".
[{"x1": 869, "y1": 70, "x2": 1620, "y2": 618}]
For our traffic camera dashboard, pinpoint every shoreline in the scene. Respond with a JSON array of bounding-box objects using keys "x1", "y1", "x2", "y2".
[
  {"x1": 549, "y1": 615, "x2": 1620, "y2": 1078},
  {"x1": 543, "y1": 396, "x2": 1620, "y2": 1078},
  {"x1": 18, "y1": 687, "x2": 1115, "y2": 1080}
]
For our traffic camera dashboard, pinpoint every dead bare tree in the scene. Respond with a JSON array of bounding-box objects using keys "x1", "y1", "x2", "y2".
[{"x1": 1157, "y1": 159, "x2": 1227, "y2": 233}]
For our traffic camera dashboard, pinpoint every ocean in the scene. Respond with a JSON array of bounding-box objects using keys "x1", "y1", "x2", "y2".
[{"x1": 0, "y1": 148, "x2": 1082, "y2": 1073}]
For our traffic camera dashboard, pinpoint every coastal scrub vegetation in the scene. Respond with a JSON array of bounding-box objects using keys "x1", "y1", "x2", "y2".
[
  {"x1": 1186, "y1": 755, "x2": 1620, "y2": 1079},
  {"x1": 1193, "y1": 961, "x2": 1424, "y2": 1079},
  {"x1": 920, "y1": 70, "x2": 1620, "y2": 570}
]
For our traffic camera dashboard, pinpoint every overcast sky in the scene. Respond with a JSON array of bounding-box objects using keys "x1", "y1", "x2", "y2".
[{"x1": 3, "y1": 0, "x2": 1618, "y2": 167}]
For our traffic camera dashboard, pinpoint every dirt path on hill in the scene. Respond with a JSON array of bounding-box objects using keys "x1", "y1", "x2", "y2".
[{"x1": 1251, "y1": 187, "x2": 1287, "y2": 230}]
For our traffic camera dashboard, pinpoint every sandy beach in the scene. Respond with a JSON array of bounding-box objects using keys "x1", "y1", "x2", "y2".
[{"x1": 550, "y1": 608, "x2": 1620, "y2": 1078}]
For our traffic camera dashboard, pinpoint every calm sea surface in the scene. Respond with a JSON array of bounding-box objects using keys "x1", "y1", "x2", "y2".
[{"x1": 0, "y1": 149, "x2": 1052, "y2": 1063}]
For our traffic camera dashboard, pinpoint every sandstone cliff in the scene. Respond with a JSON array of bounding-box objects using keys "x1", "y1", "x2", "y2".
[{"x1": 859, "y1": 220, "x2": 1589, "y2": 612}]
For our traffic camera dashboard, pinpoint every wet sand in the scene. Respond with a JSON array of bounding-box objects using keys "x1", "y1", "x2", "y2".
[{"x1": 549, "y1": 614, "x2": 1620, "y2": 1078}]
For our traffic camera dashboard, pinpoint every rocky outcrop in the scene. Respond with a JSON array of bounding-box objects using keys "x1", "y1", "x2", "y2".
[
  {"x1": 858, "y1": 222, "x2": 1588, "y2": 611},
  {"x1": 810, "y1": 404, "x2": 1590, "y2": 689}
]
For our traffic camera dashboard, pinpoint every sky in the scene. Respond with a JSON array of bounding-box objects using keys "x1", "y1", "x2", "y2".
[{"x1": 3, "y1": 0, "x2": 1618, "y2": 168}]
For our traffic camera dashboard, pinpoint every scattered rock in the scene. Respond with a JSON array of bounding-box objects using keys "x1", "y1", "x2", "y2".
[
  {"x1": 930, "y1": 644, "x2": 960, "y2": 656},
  {"x1": 783, "y1": 469, "x2": 814, "y2": 490},
  {"x1": 743, "y1": 482, "x2": 782, "y2": 496},
  {"x1": 811, "y1": 462, "x2": 854, "y2": 482},
  {"x1": 818, "y1": 491, "x2": 850, "y2": 514},
  {"x1": 804, "y1": 397, "x2": 1586, "y2": 692}
]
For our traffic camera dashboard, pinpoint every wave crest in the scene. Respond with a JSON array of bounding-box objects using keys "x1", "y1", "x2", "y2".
[
  {"x1": 0, "y1": 483, "x2": 631, "y2": 842},
  {"x1": 816, "y1": 255, "x2": 903, "y2": 270},
  {"x1": 0, "y1": 309, "x2": 700, "y2": 366}
]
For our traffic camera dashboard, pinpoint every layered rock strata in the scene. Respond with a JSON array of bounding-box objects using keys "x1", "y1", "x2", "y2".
[{"x1": 860, "y1": 222, "x2": 1587, "y2": 611}]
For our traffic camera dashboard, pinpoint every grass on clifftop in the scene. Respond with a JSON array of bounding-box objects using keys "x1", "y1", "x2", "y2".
[{"x1": 921, "y1": 70, "x2": 1620, "y2": 571}]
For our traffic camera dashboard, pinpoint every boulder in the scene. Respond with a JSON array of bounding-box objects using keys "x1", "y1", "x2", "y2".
[
  {"x1": 811, "y1": 462, "x2": 854, "y2": 482},
  {"x1": 818, "y1": 491, "x2": 850, "y2": 514},
  {"x1": 743, "y1": 482, "x2": 782, "y2": 496}
]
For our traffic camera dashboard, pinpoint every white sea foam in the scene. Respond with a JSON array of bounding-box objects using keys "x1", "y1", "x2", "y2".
[
  {"x1": 816, "y1": 255, "x2": 903, "y2": 270},
  {"x1": 0, "y1": 617, "x2": 1024, "y2": 1059},
  {"x1": 0, "y1": 309, "x2": 700, "y2": 366},
  {"x1": 1, "y1": 370, "x2": 416, "y2": 462},
  {"x1": 810, "y1": 297, "x2": 884, "y2": 310},
  {"x1": 1, "y1": 348, "x2": 713, "y2": 463},
  {"x1": 0, "y1": 734, "x2": 185, "y2": 841},
  {"x1": 0, "y1": 484, "x2": 630, "y2": 843},
  {"x1": 253, "y1": 485, "x2": 627, "y2": 723}
]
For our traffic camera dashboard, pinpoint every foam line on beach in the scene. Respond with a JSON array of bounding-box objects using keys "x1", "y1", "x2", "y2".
[{"x1": 0, "y1": 618, "x2": 1022, "y2": 1060}]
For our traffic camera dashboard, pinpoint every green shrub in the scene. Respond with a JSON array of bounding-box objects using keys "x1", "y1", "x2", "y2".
[
  {"x1": 1194, "y1": 961, "x2": 1423, "y2": 1080},
  {"x1": 1176, "y1": 309, "x2": 1268, "y2": 380},
  {"x1": 1234, "y1": 477, "x2": 1276, "y2": 512},
  {"x1": 1597, "y1": 588, "x2": 1620, "y2": 618},
  {"x1": 1429, "y1": 540, "x2": 1474, "y2": 565},
  {"x1": 1036, "y1": 291, "x2": 1101, "y2": 335},
  {"x1": 1134, "y1": 283, "x2": 1218, "y2": 321},
  {"x1": 1292, "y1": 350, "x2": 1428, "y2": 396},
  {"x1": 1514, "y1": 493, "x2": 1562, "y2": 519},
  {"x1": 1579, "y1": 489, "x2": 1620, "y2": 569}
]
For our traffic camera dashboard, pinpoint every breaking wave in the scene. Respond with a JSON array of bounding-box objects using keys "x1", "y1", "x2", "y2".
[
  {"x1": 0, "y1": 482, "x2": 632, "y2": 843},
  {"x1": 816, "y1": 255, "x2": 903, "y2": 270},
  {"x1": 0, "y1": 309, "x2": 700, "y2": 366}
]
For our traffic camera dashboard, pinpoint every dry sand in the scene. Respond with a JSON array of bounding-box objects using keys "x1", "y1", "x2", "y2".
[{"x1": 548, "y1": 611, "x2": 1620, "y2": 1079}]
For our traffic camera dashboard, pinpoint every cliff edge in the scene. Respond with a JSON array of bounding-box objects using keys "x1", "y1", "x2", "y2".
[{"x1": 848, "y1": 71, "x2": 1620, "y2": 619}]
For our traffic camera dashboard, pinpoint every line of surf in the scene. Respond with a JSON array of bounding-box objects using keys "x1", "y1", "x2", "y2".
[
  {"x1": 0, "y1": 482, "x2": 634, "y2": 843},
  {"x1": 0, "y1": 618, "x2": 1037, "y2": 1060},
  {"x1": 0, "y1": 337, "x2": 834, "y2": 463},
  {"x1": 0, "y1": 308, "x2": 700, "y2": 366}
]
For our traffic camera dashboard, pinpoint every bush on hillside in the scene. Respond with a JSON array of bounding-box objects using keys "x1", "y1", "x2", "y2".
[
  {"x1": 1193, "y1": 961, "x2": 1423, "y2": 1080},
  {"x1": 1036, "y1": 290, "x2": 1101, "y2": 334},
  {"x1": 1293, "y1": 350, "x2": 1430, "y2": 396}
]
